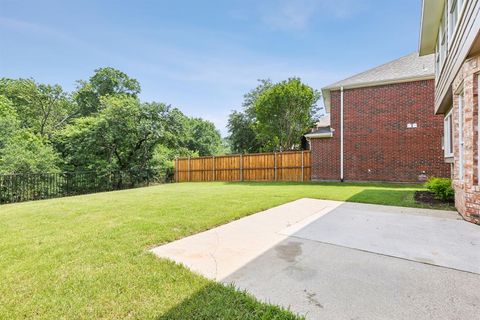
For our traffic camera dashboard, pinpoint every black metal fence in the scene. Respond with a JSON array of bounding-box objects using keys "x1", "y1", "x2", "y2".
[{"x1": 0, "y1": 168, "x2": 174, "y2": 204}]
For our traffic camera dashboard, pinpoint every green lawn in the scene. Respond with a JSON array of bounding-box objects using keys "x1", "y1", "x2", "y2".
[{"x1": 0, "y1": 182, "x2": 454, "y2": 319}]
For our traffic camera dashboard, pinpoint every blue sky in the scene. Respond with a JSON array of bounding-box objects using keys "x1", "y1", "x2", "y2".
[{"x1": 0, "y1": 0, "x2": 422, "y2": 135}]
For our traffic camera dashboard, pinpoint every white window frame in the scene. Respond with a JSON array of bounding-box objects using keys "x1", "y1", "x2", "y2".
[
  {"x1": 458, "y1": 91, "x2": 465, "y2": 181},
  {"x1": 444, "y1": 108, "x2": 454, "y2": 157},
  {"x1": 448, "y1": 0, "x2": 466, "y2": 46}
]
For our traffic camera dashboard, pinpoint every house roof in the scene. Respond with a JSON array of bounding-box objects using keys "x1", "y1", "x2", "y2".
[
  {"x1": 321, "y1": 52, "x2": 435, "y2": 113},
  {"x1": 315, "y1": 114, "x2": 330, "y2": 128},
  {"x1": 305, "y1": 114, "x2": 333, "y2": 139},
  {"x1": 323, "y1": 52, "x2": 434, "y2": 90}
]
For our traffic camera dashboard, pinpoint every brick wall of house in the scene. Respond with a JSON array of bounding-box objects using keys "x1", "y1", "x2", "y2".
[
  {"x1": 451, "y1": 56, "x2": 480, "y2": 224},
  {"x1": 311, "y1": 79, "x2": 450, "y2": 182}
]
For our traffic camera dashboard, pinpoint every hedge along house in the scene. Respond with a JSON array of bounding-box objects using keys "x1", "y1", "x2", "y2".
[
  {"x1": 419, "y1": 0, "x2": 480, "y2": 224},
  {"x1": 306, "y1": 53, "x2": 450, "y2": 183}
]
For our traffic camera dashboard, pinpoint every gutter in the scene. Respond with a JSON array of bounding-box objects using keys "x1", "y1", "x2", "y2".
[{"x1": 304, "y1": 132, "x2": 333, "y2": 139}]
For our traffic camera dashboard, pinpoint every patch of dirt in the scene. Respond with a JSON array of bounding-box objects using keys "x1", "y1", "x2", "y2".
[{"x1": 414, "y1": 191, "x2": 454, "y2": 206}]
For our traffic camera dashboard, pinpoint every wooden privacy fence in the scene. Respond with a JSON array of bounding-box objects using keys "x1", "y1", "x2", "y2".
[{"x1": 175, "y1": 150, "x2": 311, "y2": 182}]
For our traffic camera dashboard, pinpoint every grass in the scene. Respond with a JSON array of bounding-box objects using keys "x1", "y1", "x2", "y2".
[{"x1": 0, "y1": 181, "x2": 454, "y2": 319}]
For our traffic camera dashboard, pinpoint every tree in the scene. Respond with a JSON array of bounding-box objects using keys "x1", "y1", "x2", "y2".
[
  {"x1": 0, "y1": 95, "x2": 59, "y2": 173},
  {"x1": 227, "y1": 80, "x2": 272, "y2": 153},
  {"x1": 55, "y1": 96, "x2": 180, "y2": 173},
  {"x1": 0, "y1": 79, "x2": 76, "y2": 137},
  {"x1": 185, "y1": 118, "x2": 222, "y2": 156},
  {"x1": 227, "y1": 111, "x2": 260, "y2": 153},
  {"x1": 0, "y1": 95, "x2": 19, "y2": 149},
  {"x1": 74, "y1": 67, "x2": 141, "y2": 116},
  {"x1": 0, "y1": 130, "x2": 59, "y2": 174},
  {"x1": 254, "y1": 78, "x2": 320, "y2": 151}
]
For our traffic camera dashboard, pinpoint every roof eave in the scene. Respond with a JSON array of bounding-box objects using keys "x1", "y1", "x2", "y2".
[
  {"x1": 322, "y1": 74, "x2": 435, "y2": 92},
  {"x1": 419, "y1": 0, "x2": 445, "y2": 56},
  {"x1": 305, "y1": 132, "x2": 333, "y2": 139}
]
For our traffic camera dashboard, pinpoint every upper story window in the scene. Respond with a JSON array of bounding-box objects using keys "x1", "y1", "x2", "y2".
[
  {"x1": 435, "y1": 5, "x2": 448, "y2": 79},
  {"x1": 435, "y1": 0, "x2": 465, "y2": 80},
  {"x1": 449, "y1": 0, "x2": 464, "y2": 40}
]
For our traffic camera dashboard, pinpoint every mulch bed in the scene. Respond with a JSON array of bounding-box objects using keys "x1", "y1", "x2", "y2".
[{"x1": 414, "y1": 191, "x2": 454, "y2": 206}]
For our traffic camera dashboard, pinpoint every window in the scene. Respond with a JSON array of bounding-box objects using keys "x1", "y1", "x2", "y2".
[
  {"x1": 458, "y1": 92, "x2": 465, "y2": 180},
  {"x1": 435, "y1": 4, "x2": 448, "y2": 78},
  {"x1": 448, "y1": 0, "x2": 464, "y2": 42},
  {"x1": 444, "y1": 108, "x2": 454, "y2": 157}
]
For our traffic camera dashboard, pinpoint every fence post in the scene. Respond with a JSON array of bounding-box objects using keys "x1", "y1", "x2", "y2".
[
  {"x1": 301, "y1": 150, "x2": 304, "y2": 182},
  {"x1": 175, "y1": 158, "x2": 178, "y2": 182},
  {"x1": 188, "y1": 156, "x2": 191, "y2": 182},
  {"x1": 240, "y1": 154, "x2": 243, "y2": 182},
  {"x1": 274, "y1": 152, "x2": 277, "y2": 181},
  {"x1": 212, "y1": 156, "x2": 215, "y2": 181}
]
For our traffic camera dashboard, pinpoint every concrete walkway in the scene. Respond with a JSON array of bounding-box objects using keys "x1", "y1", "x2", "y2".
[{"x1": 151, "y1": 199, "x2": 480, "y2": 319}]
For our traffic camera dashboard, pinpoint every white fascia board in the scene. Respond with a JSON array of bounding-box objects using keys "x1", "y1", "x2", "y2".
[
  {"x1": 419, "y1": 0, "x2": 445, "y2": 55},
  {"x1": 305, "y1": 132, "x2": 333, "y2": 139}
]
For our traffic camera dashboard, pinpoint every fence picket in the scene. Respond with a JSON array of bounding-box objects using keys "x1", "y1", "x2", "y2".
[{"x1": 175, "y1": 151, "x2": 310, "y2": 182}]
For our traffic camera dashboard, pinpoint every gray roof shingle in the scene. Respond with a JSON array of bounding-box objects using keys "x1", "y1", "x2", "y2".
[{"x1": 323, "y1": 52, "x2": 434, "y2": 90}]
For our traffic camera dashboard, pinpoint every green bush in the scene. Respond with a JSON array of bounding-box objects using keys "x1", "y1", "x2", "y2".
[{"x1": 425, "y1": 177, "x2": 454, "y2": 201}]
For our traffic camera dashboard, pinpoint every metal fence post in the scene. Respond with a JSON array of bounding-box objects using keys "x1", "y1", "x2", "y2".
[
  {"x1": 274, "y1": 152, "x2": 277, "y2": 181},
  {"x1": 188, "y1": 156, "x2": 191, "y2": 182},
  {"x1": 240, "y1": 154, "x2": 243, "y2": 181},
  {"x1": 212, "y1": 155, "x2": 215, "y2": 181},
  {"x1": 301, "y1": 150, "x2": 304, "y2": 182}
]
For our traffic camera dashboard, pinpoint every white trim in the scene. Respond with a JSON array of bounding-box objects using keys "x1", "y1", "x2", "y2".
[
  {"x1": 340, "y1": 86, "x2": 344, "y2": 182},
  {"x1": 444, "y1": 107, "x2": 454, "y2": 157},
  {"x1": 478, "y1": 75, "x2": 480, "y2": 185},
  {"x1": 323, "y1": 75, "x2": 435, "y2": 92},
  {"x1": 304, "y1": 132, "x2": 333, "y2": 139}
]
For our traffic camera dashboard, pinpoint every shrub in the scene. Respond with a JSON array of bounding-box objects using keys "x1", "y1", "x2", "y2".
[{"x1": 425, "y1": 177, "x2": 454, "y2": 202}]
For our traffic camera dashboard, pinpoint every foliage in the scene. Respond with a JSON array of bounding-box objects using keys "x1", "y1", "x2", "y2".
[
  {"x1": 254, "y1": 78, "x2": 320, "y2": 151},
  {"x1": 227, "y1": 111, "x2": 261, "y2": 153},
  {"x1": 0, "y1": 95, "x2": 59, "y2": 174},
  {"x1": 185, "y1": 117, "x2": 222, "y2": 156},
  {"x1": 0, "y1": 78, "x2": 76, "y2": 137},
  {"x1": 56, "y1": 96, "x2": 178, "y2": 174},
  {"x1": 74, "y1": 67, "x2": 141, "y2": 116},
  {"x1": 228, "y1": 78, "x2": 320, "y2": 152},
  {"x1": 0, "y1": 130, "x2": 59, "y2": 174},
  {"x1": 0, "y1": 68, "x2": 224, "y2": 175},
  {"x1": 425, "y1": 177, "x2": 455, "y2": 201},
  {"x1": 0, "y1": 95, "x2": 19, "y2": 148}
]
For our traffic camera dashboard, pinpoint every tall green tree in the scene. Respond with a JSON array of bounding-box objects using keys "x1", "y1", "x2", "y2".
[
  {"x1": 227, "y1": 80, "x2": 272, "y2": 153},
  {"x1": 56, "y1": 96, "x2": 182, "y2": 173},
  {"x1": 0, "y1": 95, "x2": 59, "y2": 173},
  {"x1": 74, "y1": 67, "x2": 141, "y2": 116},
  {"x1": 254, "y1": 78, "x2": 320, "y2": 151},
  {"x1": 0, "y1": 78, "x2": 76, "y2": 137},
  {"x1": 185, "y1": 117, "x2": 222, "y2": 156}
]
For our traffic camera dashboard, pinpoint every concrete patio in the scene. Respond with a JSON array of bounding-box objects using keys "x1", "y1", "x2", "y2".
[{"x1": 151, "y1": 199, "x2": 480, "y2": 319}]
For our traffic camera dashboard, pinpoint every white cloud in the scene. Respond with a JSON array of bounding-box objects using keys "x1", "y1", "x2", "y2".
[{"x1": 246, "y1": 0, "x2": 367, "y2": 31}]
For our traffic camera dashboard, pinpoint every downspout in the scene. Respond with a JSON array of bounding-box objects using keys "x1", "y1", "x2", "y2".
[{"x1": 340, "y1": 86, "x2": 344, "y2": 182}]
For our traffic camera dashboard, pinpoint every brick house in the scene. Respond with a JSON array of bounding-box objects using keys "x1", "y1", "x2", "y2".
[
  {"x1": 306, "y1": 53, "x2": 450, "y2": 183},
  {"x1": 419, "y1": 0, "x2": 480, "y2": 224}
]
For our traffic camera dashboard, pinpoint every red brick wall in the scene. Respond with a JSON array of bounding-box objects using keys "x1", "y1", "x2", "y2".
[{"x1": 311, "y1": 79, "x2": 450, "y2": 182}]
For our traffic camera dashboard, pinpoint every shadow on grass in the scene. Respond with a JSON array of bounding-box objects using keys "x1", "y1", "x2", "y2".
[{"x1": 157, "y1": 283, "x2": 302, "y2": 320}]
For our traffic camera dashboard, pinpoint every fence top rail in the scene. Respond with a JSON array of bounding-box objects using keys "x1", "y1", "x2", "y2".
[
  {"x1": 176, "y1": 150, "x2": 310, "y2": 160},
  {"x1": 0, "y1": 169, "x2": 165, "y2": 178}
]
